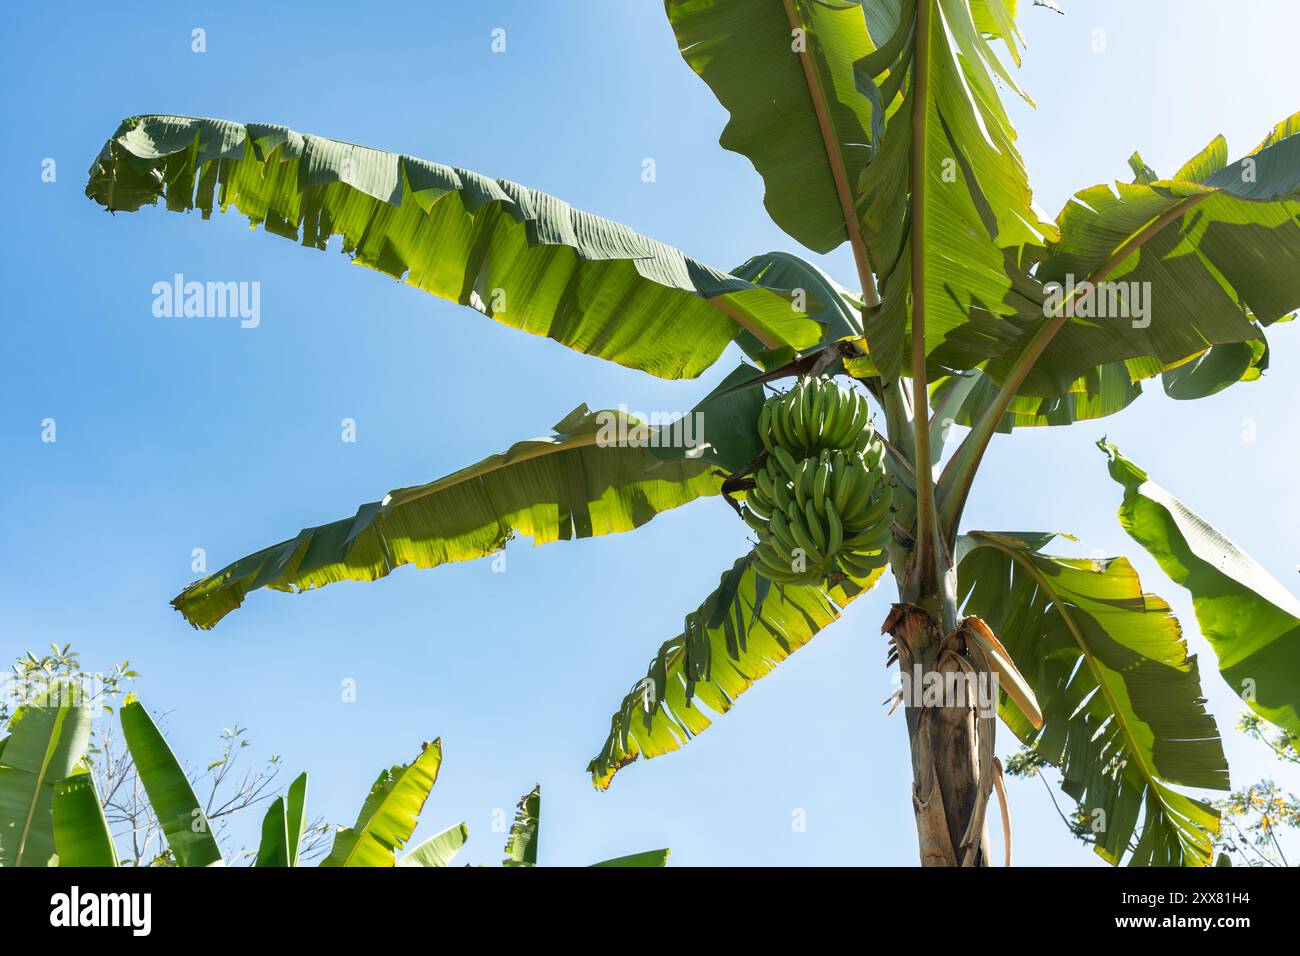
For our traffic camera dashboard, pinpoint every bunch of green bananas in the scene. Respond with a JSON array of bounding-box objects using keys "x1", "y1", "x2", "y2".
[{"x1": 741, "y1": 376, "x2": 892, "y2": 585}]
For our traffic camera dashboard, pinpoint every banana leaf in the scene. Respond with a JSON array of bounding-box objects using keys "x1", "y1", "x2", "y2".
[
  {"x1": 730, "y1": 251, "x2": 867, "y2": 365},
  {"x1": 322, "y1": 740, "x2": 443, "y2": 867},
  {"x1": 931, "y1": 364, "x2": 1141, "y2": 433},
  {"x1": 958, "y1": 531, "x2": 1226, "y2": 866},
  {"x1": 1102, "y1": 442, "x2": 1300, "y2": 738},
  {"x1": 856, "y1": 0, "x2": 1057, "y2": 379},
  {"x1": 498, "y1": 785, "x2": 667, "y2": 866},
  {"x1": 665, "y1": 0, "x2": 879, "y2": 254},
  {"x1": 85, "y1": 115, "x2": 819, "y2": 380},
  {"x1": 590, "y1": 848, "x2": 671, "y2": 867},
  {"x1": 590, "y1": 553, "x2": 887, "y2": 789},
  {"x1": 285, "y1": 771, "x2": 307, "y2": 867},
  {"x1": 0, "y1": 690, "x2": 93, "y2": 867},
  {"x1": 985, "y1": 123, "x2": 1300, "y2": 403},
  {"x1": 397, "y1": 822, "x2": 467, "y2": 867},
  {"x1": 502, "y1": 786, "x2": 540, "y2": 867},
  {"x1": 120, "y1": 700, "x2": 223, "y2": 867},
  {"x1": 173, "y1": 405, "x2": 724, "y2": 629},
  {"x1": 254, "y1": 796, "x2": 289, "y2": 867},
  {"x1": 52, "y1": 774, "x2": 118, "y2": 867}
]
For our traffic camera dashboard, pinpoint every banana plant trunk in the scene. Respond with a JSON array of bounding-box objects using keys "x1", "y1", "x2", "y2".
[{"x1": 888, "y1": 556, "x2": 994, "y2": 866}]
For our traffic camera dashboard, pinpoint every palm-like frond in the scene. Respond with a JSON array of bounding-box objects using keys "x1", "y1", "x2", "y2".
[
  {"x1": 173, "y1": 405, "x2": 724, "y2": 629},
  {"x1": 590, "y1": 554, "x2": 887, "y2": 789},
  {"x1": 958, "y1": 531, "x2": 1226, "y2": 866},
  {"x1": 86, "y1": 115, "x2": 821, "y2": 380},
  {"x1": 1103, "y1": 442, "x2": 1300, "y2": 738},
  {"x1": 321, "y1": 739, "x2": 443, "y2": 867}
]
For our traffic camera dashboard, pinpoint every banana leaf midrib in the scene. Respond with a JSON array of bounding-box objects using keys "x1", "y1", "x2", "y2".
[
  {"x1": 780, "y1": 0, "x2": 878, "y2": 303},
  {"x1": 383, "y1": 431, "x2": 602, "y2": 512}
]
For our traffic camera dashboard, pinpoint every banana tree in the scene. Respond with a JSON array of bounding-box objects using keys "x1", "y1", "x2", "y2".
[{"x1": 84, "y1": 0, "x2": 1300, "y2": 866}]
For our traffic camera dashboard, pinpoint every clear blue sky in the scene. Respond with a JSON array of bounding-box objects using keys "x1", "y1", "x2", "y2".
[{"x1": 2, "y1": 0, "x2": 1298, "y2": 866}]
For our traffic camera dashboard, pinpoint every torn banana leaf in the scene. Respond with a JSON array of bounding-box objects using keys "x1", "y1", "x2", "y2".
[
  {"x1": 958, "y1": 531, "x2": 1227, "y2": 866},
  {"x1": 502, "y1": 786, "x2": 540, "y2": 867},
  {"x1": 1103, "y1": 442, "x2": 1300, "y2": 738},
  {"x1": 986, "y1": 123, "x2": 1300, "y2": 402},
  {"x1": 86, "y1": 115, "x2": 820, "y2": 379},
  {"x1": 589, "y1": 553, "x2": 887, "y2": 789},
  {"x1": 930, "y1": 364, "x2": 1141, "y2": 433},
  {"x1": 172, "y1": 405, "x2": 723, "y2": 629},
  {"x1": 665, "y1": 0, "x2": 880, "y2": 254},
  {"x1": 321, "y1": 740, "x2": 443, "y2": 868}
]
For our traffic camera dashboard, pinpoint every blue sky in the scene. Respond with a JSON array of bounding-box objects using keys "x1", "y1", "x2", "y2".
[{"x1": 2, "y1": 0, "x2": 1298, "y2": 866}]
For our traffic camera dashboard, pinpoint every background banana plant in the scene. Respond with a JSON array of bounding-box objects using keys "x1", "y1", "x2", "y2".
[
  {"x1": 83, "y1": 0, "x2": 1300, "y2": 866},
  {"x1": 0, "y1": 694, "x2": 666, "y2": 867}
]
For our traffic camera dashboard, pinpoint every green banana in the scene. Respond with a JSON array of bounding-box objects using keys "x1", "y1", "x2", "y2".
[
  {"x1": 758, "y1": 403, "x2": 774, "y2": 452},
  {"x1": 812, "y1": 458, "x2": 830, "y2": 518},
  {"x1": 840, "y1": 466, "x2": 877, "y2": 525},
  {"x1": 821, "y1": 384, "x2": 844, "y2": 446},
  {"x1": 833, "y1": 395, "x2": 865, "y2": 448},
  {"x1": 786, "y1": 504, "x2": 824, "y2": 565},
  {"x1": 742, "y1": 506, "x2": 768, "y2": 533},
  {"x1": 772, "y1": 470, "x2": 793, "y2": 511},
  {"x1": 824, "y1": 501, "x2": 844, "y2": 557},
  {"x1": 839, "y1": 549, "x2": 888, "y2": 578},
  {"x1": 808, "y1": 381, "x2": 826, "y2": 447},
  {"x1": 785, "y1": 398, "x2": 802, "y2": 451},
  {"x1": 794, "y1": 459, "x2": 812, "y2": 509},
  {"x1": 768, "y1": 509, "x2": 800, "y2": 556},
  {"x1": 747, "y1": 376, "x2": 900, "y2": 577},
  {"x1": 842, "y1": 516, "x2": 893, "y2": 552},
  {"x1": 799, "y1": 381, "x2": 817, "y2": 449},
  {"x1": 754, "y1": 540, "x2": 791, "y2": 572},
  {"x1": 745, "y1": 491, "x2": 773, "y2": 521},
  {"x1": 831, "y1": 452, "x2": 855, "y2": 514},
  {"x1": 771, "y1": 445, "x2": 800, "y2": 482},
  {"x1": 803, "y1": 499, "x2": 827, "y2": 550},
  {"x1": 846, "y1": 487, "x2": 891, "y2": 532}
]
